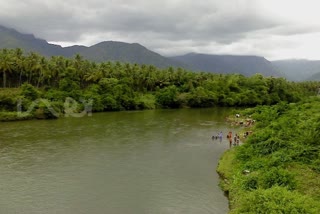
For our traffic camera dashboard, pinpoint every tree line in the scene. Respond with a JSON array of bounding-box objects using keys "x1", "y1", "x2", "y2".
[{"x1": 0, "y1": 48, "x2": 319, "y2": 119}]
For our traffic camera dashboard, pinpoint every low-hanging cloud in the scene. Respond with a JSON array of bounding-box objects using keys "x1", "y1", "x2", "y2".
[{"x1": 1, "y1": 0, "x2": 320, "y2": 59}]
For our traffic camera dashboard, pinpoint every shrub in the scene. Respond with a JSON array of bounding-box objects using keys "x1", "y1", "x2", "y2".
[
  {"x1": 155, "y1": 85, "x2": 181, "y2": 108},
  {"x1": 242, "y1": 175, "x2": 259, "y2": 191},
  {"x1": 135, "y1": 94, "x2": 156, "y2": 110},
  {"x1": 260, "y1": 167, "x2": 296, "y2": 190},
  {"x1": 20, "y1": 83, "x2": 39, "y2": 101},
  {"x1": 234, "y1": 186, "x2": 320, "y2": 214}
]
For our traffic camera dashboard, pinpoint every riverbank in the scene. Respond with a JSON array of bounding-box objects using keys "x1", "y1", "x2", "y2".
[{"x1": 217, "y1": 98, "x2": 320, "y2": 213}]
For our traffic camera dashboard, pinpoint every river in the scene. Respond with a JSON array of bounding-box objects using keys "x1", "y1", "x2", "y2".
[{"x1": 0, "y1": 108, "x2": 235, "y2": 214}]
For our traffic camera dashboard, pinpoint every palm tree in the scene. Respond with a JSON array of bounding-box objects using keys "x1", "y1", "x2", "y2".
[
  {"x1": 0, "y1": 49, "x2": 14, "y2": 88},
  {"x1": 13, "y1": 48, "x2": 26, "y2": 87},
  {"x1": 72, "y1": 54, "x2": 84, "y2": 86},
  {"x1": 36, "y1": 57, "x2": 49, "y2": 88},
  {"x1": 24, "y1": 52, "x2": 42, "y2": 85},
  {"x1": 84, "y1": 69, "x2": 103, "y2": 83}
]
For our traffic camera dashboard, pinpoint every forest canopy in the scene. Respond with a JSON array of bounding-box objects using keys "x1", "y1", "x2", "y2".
[{"x1": 0, "y1": 48, "x2": 319, "y2": 120}]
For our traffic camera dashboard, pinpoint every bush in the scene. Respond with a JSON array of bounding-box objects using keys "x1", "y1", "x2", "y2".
[
  {"x1": 20, "y1": 83, "x2": 39, "y2": 100},
  {"x1": 34, "y1": 99, "x2": 60, "y2": 119},
  {"x1": 242, "y1": 175, "x2": 259, "y2": 191},
  {"x1": 234, "y1": 186, "x2": 320, "y2": 214},
  {"x1": 102, "y1": 95, "x2": 120, "y2": 111},
  {"x1": 155, "y1": 85, "x2": 181, "y2": 108},
  {"x1": 0, "y1": 111, "x2": 33, "y2": 121},
  {"x1": 135, "y1": 94, "x2": 156, "y2": 110},
  {"x1": 0, "y1": 93, "x2": 19, "y2": 111},
  {"x1": 187, "y1": 87, "x2": 217, "y2": 107},
  {"x1": 260, "y1": 167, "x2": 296, "y2": 190}
]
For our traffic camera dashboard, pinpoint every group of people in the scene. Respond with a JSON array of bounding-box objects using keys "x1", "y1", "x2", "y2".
[
  {"x1": 227, "y1": 131, "x2": 240, "y2": 148},
  {"x1": 212, "y1": 131, "x2": 223, "y2": 143},
  {"x1": 212, "y1": 131, "x2": 240, "y2": 148}
]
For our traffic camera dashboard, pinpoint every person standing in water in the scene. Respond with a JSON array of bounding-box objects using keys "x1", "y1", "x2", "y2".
[
  {"x1": 219, "y1": 131, "x2": 223, "y2": 143},
  {"x1": 234, "y1": 134, "x2": 237, "y2": 146},
  {"x1": 236, "y1": 134, "x2": 240, "y2": 146},
  {"x1": 228, "y1": 131, "x2": 233, "y2": 148}
]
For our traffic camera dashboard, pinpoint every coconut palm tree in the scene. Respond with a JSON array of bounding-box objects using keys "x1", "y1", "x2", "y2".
[{"x1": 0, "y1": 49, "x2": 14, "y2": 88}]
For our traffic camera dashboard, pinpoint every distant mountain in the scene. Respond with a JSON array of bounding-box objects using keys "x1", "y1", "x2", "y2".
[
  {"x1": 0, "y1": 25, "x2": 63, "y2": 56},
  {"x1": 272, "y1": 60, "x2": 320, "y2": 81},
  {"x1": 305, "y1": 72, "x2": 320, "y2": 81},
  {"x1": 171, "y1": 53, "x2": 280, "y2": 76},
  {"x1": 69, "y1": 41, "x2": 187, "y2": 68},
  {"x1": 0, "y1": 25, "x2": 185, "y2": 68}
]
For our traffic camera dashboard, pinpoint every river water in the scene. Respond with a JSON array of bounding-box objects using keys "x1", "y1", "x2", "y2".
[{"x1": 0, "y1": 108, "x2": 235, "y2": 214}]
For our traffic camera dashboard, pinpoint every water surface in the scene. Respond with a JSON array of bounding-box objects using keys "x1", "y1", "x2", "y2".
[{"x1": 0, "y1": 108, "x2": 235, "y2": 214}]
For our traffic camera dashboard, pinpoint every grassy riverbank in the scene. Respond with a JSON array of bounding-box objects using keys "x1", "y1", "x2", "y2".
[{"x1": 217, "y1": 98, "x2": 320, "y2": 213}]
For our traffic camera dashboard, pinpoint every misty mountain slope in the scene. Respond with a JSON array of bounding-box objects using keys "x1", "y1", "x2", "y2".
[
  {"x1": 171, "y1": 53, "x2": 280, "y2": 76},
  {"x1": 0, "y1": 25, "x2": 186, "y2": 69},
  {"x1": 305, "y1": 72, "x2": 320, "y2": 81},
  {"x1": 76, "y1": 41, "x2": 186, "y2": 68},
  {"x1": 0, "y1": 25, "x2": 64, "y2": 56},
  {"x1": 272, "y1": 59, "x2": 320, "y2": 81}
]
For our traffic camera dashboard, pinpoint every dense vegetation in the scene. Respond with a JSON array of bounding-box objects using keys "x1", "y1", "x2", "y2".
[
  {"x1": 217, "y1": 98, "x2": 320, "y2": 213},
  {"x1": 0, "y1": 48, "x2": 319, "y2": 121}
]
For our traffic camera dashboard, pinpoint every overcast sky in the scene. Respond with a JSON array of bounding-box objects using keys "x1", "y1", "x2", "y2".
[{"x1": 1, "y1": 0, "x2": 320, "y2": 60}]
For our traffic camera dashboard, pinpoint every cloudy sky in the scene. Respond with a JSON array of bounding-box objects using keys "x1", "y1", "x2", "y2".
[{"x1": 1, "y1": 0, "x2": 320, "y2": 60}]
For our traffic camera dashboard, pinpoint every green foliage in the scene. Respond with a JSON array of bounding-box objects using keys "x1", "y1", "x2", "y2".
[
  {"x1": 0, "y1": 88, "x2": 20, "y2": 111},
  {"x1": 0, "y1": 48, "x2": 317, "y2": 109},
  {"x1": 83, "y1": 84, "x2": 104, "y2": 112},
  {"x1": 241, "y1": 174, "x2": 259, "y2": 191},
  {"x1": 34, "y1": 100, "x2": 60, "y2": 119},
  {"x1": 187, "y1": 87, "x2": 218, "y2": 107},
  {"x1": 135, "y1": 94, "x2": 156, "y2": 110},
  {"x1": 156, "y1": 85, "x2": 180, "y2": 108},
  {"x1": 218, "y1": 98, "x2": 320, "y2": 213},
  {"x1": 102, "y1": 95, "x2": 120, "y2": 111},
  {"x1": 0, "y1": 111, "x2": 33, "y2": 121},
  {"x1": 20, "y1": 83, "x2": 39, "y2": 100},
  {"x1": 0, "y1": 48, "x2": 319, "y2": 121},
  {"x1": 260, "y1": 167, "x2": 296, "y2": 190},
  {"x1": 235, "y1": 186, "x2": 320, "y2": 214},
  {"x1": 44, "y1": 89, "x2": 69, "y2": 101}
]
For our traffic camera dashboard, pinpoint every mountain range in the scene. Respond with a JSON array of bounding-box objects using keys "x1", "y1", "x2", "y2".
[
  {"x1": 272, "y1": 59, "x2": 320, "y2": 81},
  {"x1": 170, "y1": 53, "x2": 279, "y2": 76},
  {"x1": 1, "y1": 25, "x2": 320, "y2": 80},
  {"x1": 0, "y1": 25, "x2": 184, "y2": 69}
]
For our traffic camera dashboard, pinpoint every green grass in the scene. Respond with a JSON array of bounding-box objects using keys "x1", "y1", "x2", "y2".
[
  {"x1": 0, "y1": 111, "x2": 33, "y2": 121},
  {"x1": 290, "y1": 164, "x2": 320, "y2": 201}
]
